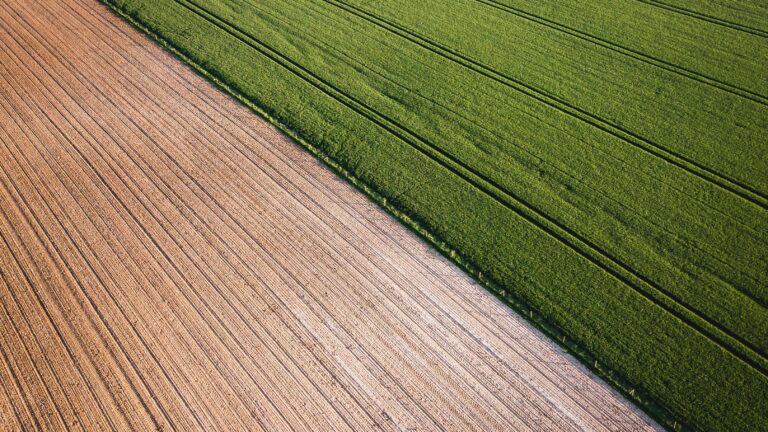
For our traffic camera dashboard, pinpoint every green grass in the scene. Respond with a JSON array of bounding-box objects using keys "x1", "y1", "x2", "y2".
[{"x1": 103, "y1": 0, "x2": 768, "y2": 429}]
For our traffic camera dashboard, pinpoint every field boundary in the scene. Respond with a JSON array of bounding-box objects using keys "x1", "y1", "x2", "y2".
[{"x1": 98, "y1": 0, "x2": 688, "y2": 429}]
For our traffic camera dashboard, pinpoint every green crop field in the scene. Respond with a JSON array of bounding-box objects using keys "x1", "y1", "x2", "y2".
[{"x1": 102, "y1": 0, "x2": 768, "y2": 430}]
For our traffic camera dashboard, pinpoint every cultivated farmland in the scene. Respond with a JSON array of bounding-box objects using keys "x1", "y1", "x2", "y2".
[
  {"x1": 100, "y1": 0, "x2": 768, "y2": 430},
  {"x1": 0, "y1": 0, "x2": 663, "y2": 430}
]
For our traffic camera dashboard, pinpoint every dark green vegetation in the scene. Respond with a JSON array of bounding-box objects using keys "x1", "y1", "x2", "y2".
[{"x1": 103, "y1": 0, "x2": 768, "y2": 430}]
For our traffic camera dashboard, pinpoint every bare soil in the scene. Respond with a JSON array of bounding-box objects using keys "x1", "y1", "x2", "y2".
[{"x1": 0, "y1": 0, "x2": 660, "y2": 430}]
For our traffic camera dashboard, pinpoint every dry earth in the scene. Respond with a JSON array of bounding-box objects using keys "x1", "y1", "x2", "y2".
[{"x1": 0, "y1": 0, "x2": 661, "y2": 430}]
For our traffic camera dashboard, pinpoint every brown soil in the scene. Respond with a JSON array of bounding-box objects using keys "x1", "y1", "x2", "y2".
[{"x1": 0, "y1": 0, "x2": 661, "y2": 430}]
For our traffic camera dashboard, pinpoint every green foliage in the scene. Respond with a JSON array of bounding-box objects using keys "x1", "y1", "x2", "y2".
[{"x1": 104, "y1": 0, "x2": 768, "y2": 429}]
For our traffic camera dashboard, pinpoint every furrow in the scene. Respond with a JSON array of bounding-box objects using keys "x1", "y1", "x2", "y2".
[
  {"x1": 0, "y1": 60, "x2": 224, "y2": 432},
  {"x1": 4, "y1": 4, "x2": 426, "y2": 428},
  {"x1": 7, "y1": 5, "x2": 414, "y2": 428},
  {"x1": 0, "y1": 282, "x2": 68, "y2": 431},
  {"x1": 0, "y1": 33, "x2": 256, "y2": 432},
  {"x1": 0, "y1": 28, "x2": 280, "y2": 428},
  {"x1": 0, "y1": 138, "x2": 172, "y2": 428},
  {"x1": 0, "y1": 188, "x2": 127, "y2": 432},
  {"x1": 0, "y1": 286, "x2": 84, "y2": 431},
  {"x1": 0, "y1": 86, "x2": 221, "y2": 432},
  {"x1": 3, "y1": 33, "x2": 324, "y2": 432},
  {"x1": 0, "y1": 141, "x2": 165, "y2": 432},
  {"x1": 8, "y1": 6, "x2": 348, "y2": 432},
  {"x1": 0, "y1": 305, "x2": 43, "y2": 432},
  {"x1": 0, "y1": 348, "x2": 27, "y2": 432}
]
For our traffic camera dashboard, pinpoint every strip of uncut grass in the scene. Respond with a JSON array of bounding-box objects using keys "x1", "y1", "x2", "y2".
[{"x1": 105, "y1": 0, "x2": 768, "y2": 430}]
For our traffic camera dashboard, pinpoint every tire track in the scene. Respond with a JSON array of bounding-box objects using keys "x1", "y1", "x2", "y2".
[
  {"x1": 300, "y1": 0, "x2": 768, "y2": 298},
  {"x1": 73, "y1": 4, "x2": 752, "y2": 432},
  {"x1": 43, "y1": 30, "x2": 508, "y2": 430},
  {"x1": 14, "y1": 3, "x2": 521, "y2": 427},
  {"x1": 79, "y1": 38, "x2": 532, "y2": 429},
  {"x1": 634, "y1": 0, "x2": 768, "y2": 38},
  {"x1": 474, "y1": 0, "x2": 768, "y2": 104},
  {"x1": 315, "y1": 0, "x2": 768, "y2": 205}
]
